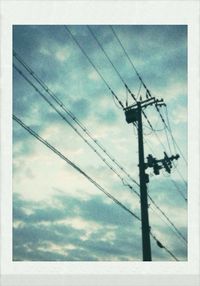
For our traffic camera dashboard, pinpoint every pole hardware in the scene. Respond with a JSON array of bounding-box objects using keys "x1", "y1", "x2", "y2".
[{"x1": 145, "y1": 152, "x2": 180, "y2": 175}]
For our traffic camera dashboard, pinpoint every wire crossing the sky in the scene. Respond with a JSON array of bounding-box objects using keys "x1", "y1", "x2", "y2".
[
  {"x1": 13, "y1": 61, "x2": 140, "y2": 199},
  {"x1": 13, "y1": 51, "x2": 187, "y2": 250},
  {"x1": 14, "y1": 65, "x2": 186, "y2": 256},
  {"x1": 150, "y1": 232, "x2": 179, "y2": 261},
  {"x1": 13, "y1": 114, "x2": 141, "y2": 221},
  {"x1": 13, "y1": 50, "x2": 140, "y2": 189},
  {"x1": 148, "y1": 194, "x2": 187, "y2": 244},
  {"x1": 86, "y1": 25, "x2": 157, "y2": 134},
  {"x1": 110, "y1": 25, "x2": 187, "y2": 167},
  {"x1": 110, "y1": 25, "x2": 152, "y2": 99},
  {"x1": 13, "y1": 114, "x2": 179, "y2": 261},
  {"x1": 156, "y1": 105, "x2": 188, "y2": 166},
  {"x1": 64, "y1": 25, "x2": 158, "y2": 136},
  {"x1": 64, "y1": 25, "x2": 124, "y2": 109},
  {"x1": 87, "y1": 25, "x2": 127, "y2": 87}
]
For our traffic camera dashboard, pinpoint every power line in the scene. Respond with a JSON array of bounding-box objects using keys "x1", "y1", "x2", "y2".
[
  {"x1": 66, "y1": 25, "x2": 154, "y2": 135},
  {"x1": 164, "y1": 105, "x2": 188, "y2": 165},
  {"x1": 110, "y1": 25, "x2": 187, "y2": 168},
  {"x1": 155, "y1": 105, "x2": 187, "y2": 186},
  {"x1": 149, "y1": 204, "x2": 186, "y2": 248},
  {"x1": 15, "y1": 51, "x2": 186, "y2": 206},
  {"x1": 13, "y1": 114, "x2": 141, "y2": 221},
  {"x1": 13, "y1": 114, "x2": 179, "y2": 261},
  {"x1": 109, "y1": 25, "x2": 152, "y2": 98},
  {"x1": 150, "y1": 232, "x2": 179, "y2": 261},
  {"x1": 14, "y1": 54, "x2": 187, "y2": 247},
  {"x1": 87, "y1": 25, "x2": 127, "y2": 86},
  {"x1": 13, "y1": 63, "x2": 140, "y2": 198},
  {"x1": 170, "y1": 178, "x2": 187, "y2": 202},
  {"x1": 13, "y1": 51, "x2": 140, "y2": 188},
  {"x1": 13, "y1": 74, "x2": 181, "y2": 261},
  {"x1": 63, "y1": 26, "x2": 124, "y2": 109},
  {"x1": 148, "y1": 194, "x2": 187, "y2": 244}
]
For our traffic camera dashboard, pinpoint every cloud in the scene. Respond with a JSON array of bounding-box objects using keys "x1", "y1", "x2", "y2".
[{"x1": 172, "y1": 106, "x2": 187, "y2": 124}]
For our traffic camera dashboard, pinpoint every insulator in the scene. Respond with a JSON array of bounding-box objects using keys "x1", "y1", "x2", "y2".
[{"x1": 163, "y1": 161, "x2": 171, "y2": 173}]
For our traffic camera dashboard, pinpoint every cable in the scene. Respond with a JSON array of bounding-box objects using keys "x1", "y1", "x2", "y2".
[
  {"x1": 109, "y1": 25, "x2": 152, "y2": 98},
  {"x1": 149, "y1": 204, "x2": 186, "y2": 248},
  {"x1": 148, "y1": 194, "x2": 187, "y2": 244},
  {"x1": 87, "y1": 25, "x2": 126, "y2": 86},
  {"x1": 110, "y1": 25, "x2": 187, "y2": 168},
  {"x1": 13, "y1": 114, "x2": 141, "y2": 221},
  {"x1": 13, "y1": 38, "x2": 185, "y2": 262},
  {"x1": 155, "y1": 105, "x2": 187, "y2": 187},
  {"x1": 170, "y1": 178, "x2": 187, "y2": 202},
  {"x1": 156, "y1": 105, "x2": 188, "y2": 166},
  {"x1": 150, "y1": 232, "x2": 179, "y2": 261},
  {"x1": 63, "y1": 26, "x2": 124, "y2": 109},
  {"x1": 65, "y1": 26, "x2": 156, "y2": 135},
  {"x1": 165, "y1": 106, "x2": 187, "y2": 165},
  {"x1": 13, "y1": 63, "x2": 140, "y2": 198},
  {"x1": 14, "y1": 114, "x2": 179, "y2": 261},
  {"x1": 13, "y1": 51, "x2": 140, "y2": 188}
]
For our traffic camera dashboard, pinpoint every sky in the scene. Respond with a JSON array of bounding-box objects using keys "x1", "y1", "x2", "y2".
[{"x1": 13, "y1": 25, "x2": 187, "y2": 261}]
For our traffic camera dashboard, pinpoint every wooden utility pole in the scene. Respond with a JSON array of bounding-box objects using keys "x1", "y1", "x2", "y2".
[{"x1": 137, "y1": 101, "x2": 152, "y2": 261}]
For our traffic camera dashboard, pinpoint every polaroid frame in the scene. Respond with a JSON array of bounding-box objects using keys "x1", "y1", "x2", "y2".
[{"x1": 0, "y1": 1, "x2": 199, "y2": 285}]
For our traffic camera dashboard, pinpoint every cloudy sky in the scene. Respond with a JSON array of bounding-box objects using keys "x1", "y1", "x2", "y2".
[{"x1": 13, "y1": 25, "x2": 187, "y2": 261}]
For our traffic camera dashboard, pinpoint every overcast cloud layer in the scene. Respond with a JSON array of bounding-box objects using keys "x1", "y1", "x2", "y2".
[{"x1": 13, "y1": 25, "x2": 187, "y2": 261}]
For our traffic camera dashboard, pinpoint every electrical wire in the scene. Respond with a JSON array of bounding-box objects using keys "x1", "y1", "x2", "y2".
[
  {"x1": 164, "y1": 105, "x2": 188, "y2": 165},
  {"x1": 13, "y1": 53, "x2": 140, "y2": 188},
  {"x1": 148, "y1": 194, "x2": 187, "y2": 244},
  {"x1": 156, "y1": 105, "x2": 187, "y2": 186},
  {"x1": 109, "y1": 25, "x2": 152, "y2": 98},
  {"x1": 14, "y1": 57, "x2": 187, "y2": 250},
  {"x1": 65, "y1": 26, "x2": 155, "y2": 135},
  {"x1": 63, "y1": 26, "x2": 124, "y2": 109},
  {"x1": 87, "y1": 25, "x2": 127, "y2": 86},
  {"x1": 170, "y1": 179, "x2": 187, "y2": 202},
  {"x1": 149, "y1": 204, "x2": 187, "y2": 248},
  {"x1": 13, "y1": 63, "x2": 140, "y2": 198},
  {"x1": 150, "y1": 232, "x2": 179, "y2": 261},
  {"x1": 110, "y1": 24, "x2": 187, "y2": 169},
  {"x1": 13, "y1": 114, "x2": 179, "y2": 261},
  {"x1": 13, "y1": 114, "x2": 141, "y2": 221}
]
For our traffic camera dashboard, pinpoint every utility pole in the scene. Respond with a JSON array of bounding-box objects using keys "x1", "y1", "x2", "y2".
[
  {"x1": 124, "y1": 97, "x2": 179, "y2": 261},
  {"x1": 137, "y1": 101, "x2": 151, "y2": 261}
]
